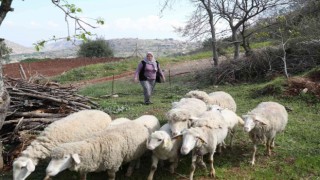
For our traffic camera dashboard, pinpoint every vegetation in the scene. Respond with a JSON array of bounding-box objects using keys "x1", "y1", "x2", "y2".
[
  {"x1": 77, "y1": 38, "x2": 114, "y2": 58},
  {"x1": 7, "y1": 66, "x2": 319, "y2": 179},
  {"x1": 0, "y1": 40, "x2": 12, "y2": 63},
  {"x1": 53, "y1": 51, "x2": 212, "y2": 83},
  {"x1": 20, "y1": 58, "x2": 51, "y2": 63},
  {"x1": 2, "y1": 1, "x2": 320, "y2": 178}
]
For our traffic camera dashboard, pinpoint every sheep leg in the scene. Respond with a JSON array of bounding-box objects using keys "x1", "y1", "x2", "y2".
[
  {"x1": 189, "y1": 152, "x2": 197, "y2": 180},
  {"x1": 107, "y1": 169, "x2": 116, "y2": 180},
  {"x1": 271, "y1": 137, "x2": 275, "y2": 149},
  {"x1": 217, "y1": 143, "x2": 222, "y2": 155},
  {"x1": 251, "y1": 144, "x2": 257, "y2": 166},
  {"x1": 208, "y1": 153, "x2": 215, "y2": 178},
  {"x1": 229, "y1": 129, "x2": 235, "y2": 148},
  {"x1": 169, "y1": 157, "x2": 179, "y2": 173},
  {"x1": 196, "y1": 155, "x2": 207, "y2": 169},
  {"x1": 266, "y1": 137, "x2": 275, "y2": 156},
  {"x1": 79, "y1": 172, "x2": 87, "y2": 180},
  {"x1": 43, "y1": 176, "x2": 52, "y2": 180},
  {"x1": 125, "y1": 161, "x2": 136, "y2": 177},
  {"x1": 135, "y1": 158, "x2": 141, "y2": 169},
  {"x1": 147, "y1": 155, "x2": 159, "y2": 180}
]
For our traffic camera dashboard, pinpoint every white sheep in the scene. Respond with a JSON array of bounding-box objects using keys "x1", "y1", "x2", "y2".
[
  {"x1": 189, "y1": 109, "x2": 226, "y2": 154},
  {"x1": 185, "y1": 90, "x2": 237, "y2": 112},
  {"x1": 178, "y1": 118, "x2": 228, "y2": 180},
  {"x1": 12, "y1": 110, "x2": 112, "y2": 180},
  {"x1": 242, "y1": 101, "x2": 288, "y2": 165},
  {"x1": 45, "y1": 117, "x2": 159, "y2": 180},
  {"x1": 209, "y1": 104, "x2": 244, "y2": 147},
  {"x1": 166, "y1": 97, "x2": 207, "y2": 136},
  {"x1": 146, "y1": 123, "x2": 182, "y2": 180},
  {"x1": 108, "y1": 117, "x2": 131, "y2": 128},
  {"x1": 133, "y1": 115, "x2": 161, "y2": 133}
]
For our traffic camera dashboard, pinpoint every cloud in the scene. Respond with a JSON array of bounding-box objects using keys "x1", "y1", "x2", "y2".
[
  {"x1": 47, "y1": 21, "x2": 60, "y2": 28},
  {"x1": 107, "y1": 15, "x2": 184, "y2": 32},
  {"x1": 3, "y1": 20, "x2": 15, "y2": 27},
  {"x1": 29, "y1": 21, "x2": 41, "y2": 28}
]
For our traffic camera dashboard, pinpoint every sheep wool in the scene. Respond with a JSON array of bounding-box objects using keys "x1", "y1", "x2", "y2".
[
  {"x1": 49, "y1": 121, "x2": 151, "y2": 178},
  {"x1": 147, "y1": 123, "x2": 182, "y2": 180},
  {"x1": 243, "y1": 101, "x2": 288, "y2": 165},
  {"x1": 13, "y1": 110, "x2": 112, "y2": 180},
  {"x1": 20, "y1": 110, "x2": 112, "y2": 159},
  {"x1": 185, "y1": 90, "x2": 237, "y2": 112},
  {"x1": 166, "y1": 98, "x2": 207, "y2": 136}
]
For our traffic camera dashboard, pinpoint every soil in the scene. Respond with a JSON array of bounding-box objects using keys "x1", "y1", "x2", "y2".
[
  {"x1": 3, "y1": 57, "x2": 123, "y2": 79},
  {"x1": 3, "y1": 57, "x2": 215, "y2": 86}
]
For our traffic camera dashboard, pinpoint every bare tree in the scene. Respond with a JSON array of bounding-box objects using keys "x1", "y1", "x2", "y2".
[
  {"x1": 211, "y1": 0, "x2": 285, "y2": 60},
  {"x1": 174, "y1": 0, "x2": 220, "y2": 65},
  {"x1": 0, "y1": 39, "x2": 10, "y2": 171},
  {"x1": 0, "y1": 0, "x2": 103, "y2": 170}
]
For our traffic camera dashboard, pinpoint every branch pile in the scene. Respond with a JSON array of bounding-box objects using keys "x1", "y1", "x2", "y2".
[{"x1": 2, "y1": 77, "x2": 100, "y2": 141}]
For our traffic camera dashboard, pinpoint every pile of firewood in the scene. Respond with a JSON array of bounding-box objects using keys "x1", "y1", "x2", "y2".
[{"x1": 2, "y1": 77, "x2": 100, "y2": 139}]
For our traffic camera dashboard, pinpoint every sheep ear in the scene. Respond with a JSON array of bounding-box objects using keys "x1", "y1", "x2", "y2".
[
  {"x1": 189, "y1": 117, "x2": 200, "y2": 127},
  {"x1": 197, "y1": 136, "x2": 207, "y2": 144},
  {"x1": 253, "y1": 115, "x2": 267, "y2": 125},
  {"x1": 172, "y1": 134, "x2": 182, "y2": 140},
  {"x1": 242, "y1": 115, "x2": 249, "y2": 119},
  {"x1": 71, "y1": 154, "x2": 81, "y2": 164},
  {"x1": 26, "y1": 160, "x2": 35, "y2": 172},
  {"x1": 163, "y1": 138, "x2": 169, "y2": 147}
]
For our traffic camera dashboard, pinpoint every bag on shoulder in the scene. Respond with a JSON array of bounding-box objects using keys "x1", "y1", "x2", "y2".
[
  {"x1": 156, "y1": 70, "x2": 163, "y2": 83},
  {"x1": 156, "y1": 61, "x2": 163, "y2": 83}
]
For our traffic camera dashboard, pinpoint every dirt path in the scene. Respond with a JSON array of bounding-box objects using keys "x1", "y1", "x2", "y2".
[{"x1": 74, "y1": 58, "x2": 215, "y2": 87}]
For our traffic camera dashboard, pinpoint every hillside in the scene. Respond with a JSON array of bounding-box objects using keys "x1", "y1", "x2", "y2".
[
  {"x1": 5, "y1": 38, "x2": 201, "y2": 63},
  {"x1": 4, "y1": 40, "x2": 35, "y2": 54}
]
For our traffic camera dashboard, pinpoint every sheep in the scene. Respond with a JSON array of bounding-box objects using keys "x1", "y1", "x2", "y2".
[
  {"x1": 108, "y1": 117, "x2": 131, "y2": 128},
  {"x1": 12, "y1": 110, "x2": 112, "y2": 180},
  {"x1": 124, "y1": 115, "x2": 160, "y2": 175},
  {"x1": 209, "y1": 104, "x2": 244, "y2": 147},
  {"x1": 177, "y1": 118, "x2": 228, "y2": 180},
  {"x1": 146, "y1": 123, "x2": 182, "y2": 180},
  {"x1": 133, "y1": 115, "x2": 161, "y2": 133},
  {"x1": 189, "y1": 109, "x2": 227, "y2": 155},
  {"x1": 166, "y1": 97, "x2": 207, "y2": 136},
  {"x1": 185, "y1": 90, "x2": 237, "y2": 112},
  {"x1": 45, "y1": 117, "x2": 160, "y2": 180},
  {"x1": 242, "y1": 101, "x2": 288, "y2": 165}
]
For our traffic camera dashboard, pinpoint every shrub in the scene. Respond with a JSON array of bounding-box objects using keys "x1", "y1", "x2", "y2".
[{"x1": 77, "y1": 38, "x2": 114, "y2": 58}]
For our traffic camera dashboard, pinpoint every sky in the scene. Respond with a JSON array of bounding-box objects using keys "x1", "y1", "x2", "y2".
[{"x1": 1, "y1": 0, "x2": 196, "y2": 47}]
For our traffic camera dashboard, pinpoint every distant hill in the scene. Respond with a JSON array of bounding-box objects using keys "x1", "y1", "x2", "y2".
[
  {"x1": 5, "y1": 38, "x2": 202, "y2": 63},
  {"x1": 4, "y1": 40, "x2": 35, "y2": 54}
]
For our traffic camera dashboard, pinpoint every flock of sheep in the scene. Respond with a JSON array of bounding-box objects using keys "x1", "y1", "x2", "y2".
[{"x1": 12, "y1": 90, "x2": 288, "y2": 180}]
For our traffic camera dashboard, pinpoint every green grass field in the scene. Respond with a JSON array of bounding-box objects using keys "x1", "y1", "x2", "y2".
[
  {"x1": 19, "y1": 70, "x2": 318, "y2": 180},
  {"x1": 4, "y1": 48, "x2": 319, "y2": 179}
]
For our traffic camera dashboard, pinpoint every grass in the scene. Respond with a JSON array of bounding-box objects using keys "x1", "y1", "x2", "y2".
[
  {"x1": 4, "y1": 47, "x2": 319, "y2": 179},
  {"x1": 7, "y1": 69, "x2": 318, "y2": 180},
  {"x1": 53, "y1": 51, "x2": 213, "y2": 83}
]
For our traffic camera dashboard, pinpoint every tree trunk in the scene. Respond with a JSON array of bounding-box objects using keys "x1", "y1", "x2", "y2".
[
  {"x1": 232, "y1": 29, "x2": 240, "y2": 60},
  {"x1": 200, "y1": 0, "x2": 219, "y2": 66},
  {"x1": 0, "y1": 0, "x2": 14, "y2": 26},
  {"x1": 210, "y1": 20, "x2": 218, "y2": 66},
  {"x1": 0, "y1": 61, "x2": 10, "y2": 171}
]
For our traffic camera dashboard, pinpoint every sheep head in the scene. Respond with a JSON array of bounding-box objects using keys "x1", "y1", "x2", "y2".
[
  {"x1": 147, "y1": 131, "x2": 171, "y2": 150},
  {"x1": 13, "y1": 156, "x2": 37, "y2": 180},
  {"x1": 46, "y1": 153, "x2": 80, "y2": 177},
  {"x1": 180, "y1": 128, "x2": 207, "y2": 155},
  {"x1": 242, "y1": 114, "x2": 267, "y2": 132},
  {"x1": 166, "y1": 109, "x2": 191, "y2": 136}
]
